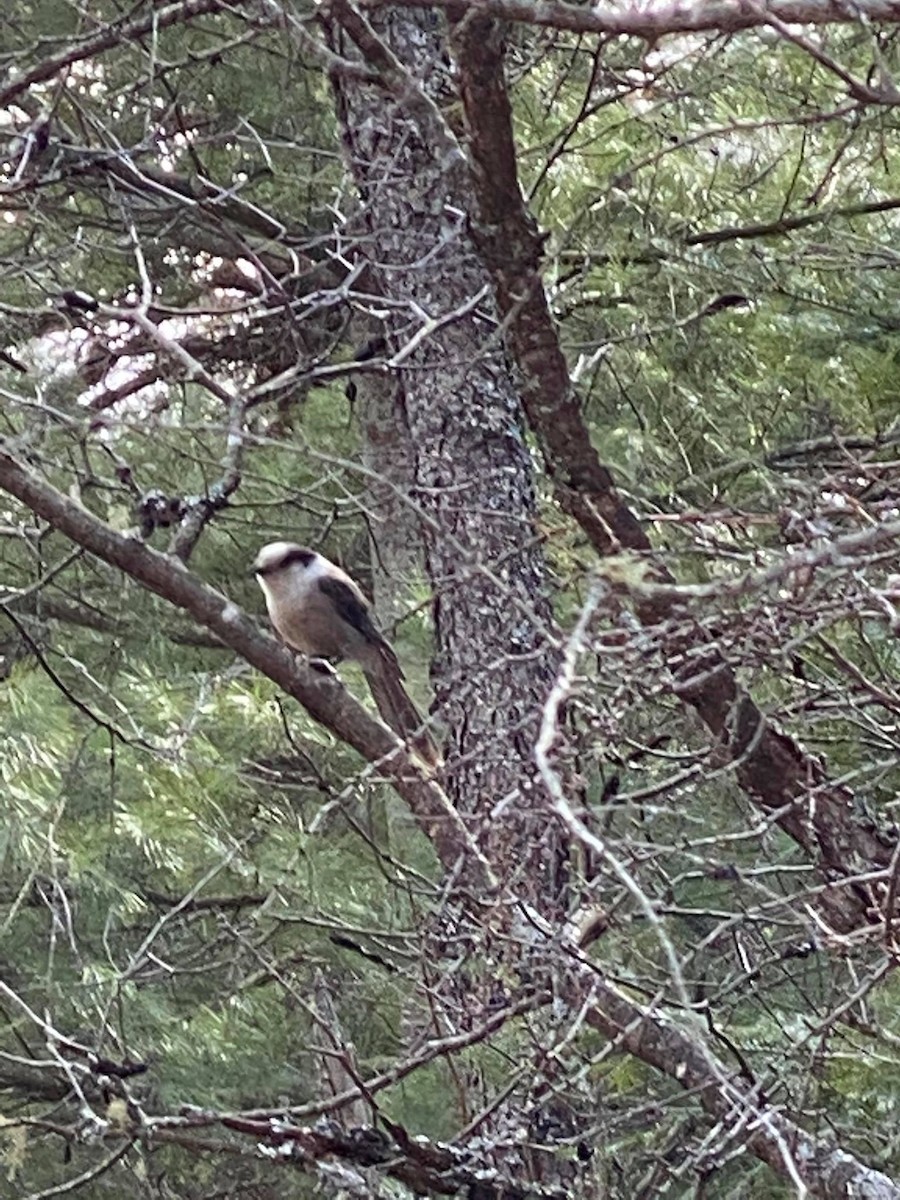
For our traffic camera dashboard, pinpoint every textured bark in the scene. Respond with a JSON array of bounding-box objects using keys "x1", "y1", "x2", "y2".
[
  {"x1": 448, "y1": 11, "x2": 895, "y2": 934},
  {"x1": 357, "y1": 347, "x2": 423, "y2": 624},
  {"x1": 326, "y1": 2, "x2": 564, "y2": 909},
  {"x1": 325, "y1": 10, "x2": 575, "y2": 1184},
  {"x1": 364, "y1": 0, "x2": 900, "y2": 39},
  {"x1": 4, "y1": 449, "x2": 896, "y2": 1199},
  {"x1": 7, "y1": 5, "x2": 900, "y2": 1195}
]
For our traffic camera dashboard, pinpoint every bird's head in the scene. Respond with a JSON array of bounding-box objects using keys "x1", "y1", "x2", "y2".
[{"x1": 252, "y1": 542, "x2": 321, "y2": 593}]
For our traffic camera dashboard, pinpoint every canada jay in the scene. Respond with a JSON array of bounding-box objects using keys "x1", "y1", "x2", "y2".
[{"x1": 252, "y1": 542, "x2": 439, "y2": 765}]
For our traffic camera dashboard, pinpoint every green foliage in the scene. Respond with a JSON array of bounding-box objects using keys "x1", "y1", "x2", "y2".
[{"x1": 4, "y1": 3, "x2": 900, "y2": 1196}]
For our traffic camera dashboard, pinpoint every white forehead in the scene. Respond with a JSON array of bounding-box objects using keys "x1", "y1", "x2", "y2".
[{"x1": 254, "y1": 541, "x2": 309, "y2": 573}]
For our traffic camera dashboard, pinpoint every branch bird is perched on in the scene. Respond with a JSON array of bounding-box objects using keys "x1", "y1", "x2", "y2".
[{"x1": 252, "y1": 542, "x2": 440, "y2": 767}]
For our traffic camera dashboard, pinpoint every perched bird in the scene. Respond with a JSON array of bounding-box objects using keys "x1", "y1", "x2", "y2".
[{"x1": 252, "y1": 542, "x2": 439, "y2": 765}]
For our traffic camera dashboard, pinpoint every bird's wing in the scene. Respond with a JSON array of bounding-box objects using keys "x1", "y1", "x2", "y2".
[{"x1": 316, "y1": 575, "x2": 401, "y2": 668}]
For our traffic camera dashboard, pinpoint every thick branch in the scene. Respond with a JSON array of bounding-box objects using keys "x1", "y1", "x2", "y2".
[
  {"x1": 367, "y1": 0, "x2": 900, "y2": 39},
  {"x1": 326, "y1": 0, "x2": 467, "y2": 175},
  {"x1": 448, "y1": 12, "x2": 896, "y2": 933},
  {"x1": 575, "y1": 954, "x2": 900, "y2": 1199},
  {"x1": 0, "y1": 0, "x2": 234, "y2": 109},
  {"x1": 141, "y1": 943, "x2": 900, "y2": 1198},
  {"x1": 0, "y1": 442, "x2": 490, "y2": 889},
  {"x1": 688, "y1": 196, "x2": 900, "y2": 246},
  {"x1": 449, "y1": 14, "x2": 644, "y2": 556}
]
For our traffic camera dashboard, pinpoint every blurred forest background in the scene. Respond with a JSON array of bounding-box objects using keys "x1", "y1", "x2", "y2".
[{"x1": 4, "y1": 1, "x2": 900, "y2": 1197}]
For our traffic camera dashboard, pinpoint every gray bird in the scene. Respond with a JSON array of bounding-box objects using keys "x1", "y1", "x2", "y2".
[{"x1": 252, "y1": 542, "x2": 439, "y2": 766}]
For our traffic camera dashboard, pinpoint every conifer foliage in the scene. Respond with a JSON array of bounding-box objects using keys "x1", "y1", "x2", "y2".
[{"x1": 4, "y1": 2, "x2": 900, "y2": 1196}]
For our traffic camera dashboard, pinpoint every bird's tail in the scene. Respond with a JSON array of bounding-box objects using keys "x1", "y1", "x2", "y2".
[{"x1": 363, "y1": 652, "x2": 441, "y2": 768}]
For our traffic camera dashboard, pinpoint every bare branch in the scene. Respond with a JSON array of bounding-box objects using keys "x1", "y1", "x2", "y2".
[
  {"x1": 575, "y1": 953, "x2": 900, "y2": 1199},
  {"x1": 688, "y1": 196, "x2": 900, "y2": 246},
  {"x1": 0, "y1": 0, "x2": 237, "y2": 109},
  {"x1": 363, "y1": 0, "x2": 900, "y2": 39},
  {"x1": 0, "y1": 440, "x2": 492, "y2": 889},
  {"x1": 448, "y1": 10, "x2": 896, "y2": 932}
]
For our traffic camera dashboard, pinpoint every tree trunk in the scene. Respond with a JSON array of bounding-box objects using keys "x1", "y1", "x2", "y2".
[
  {"x1": 326, "y1": 6, "x2": 580, "y2": 1182},
  {"x1": 328, "y1": 5, "x2": 562, "y2": 905}
]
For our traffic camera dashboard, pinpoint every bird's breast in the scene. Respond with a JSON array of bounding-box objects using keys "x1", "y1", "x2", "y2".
[{"x1": 267, "y1": 587, "x2": 368, "y2": 662}]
